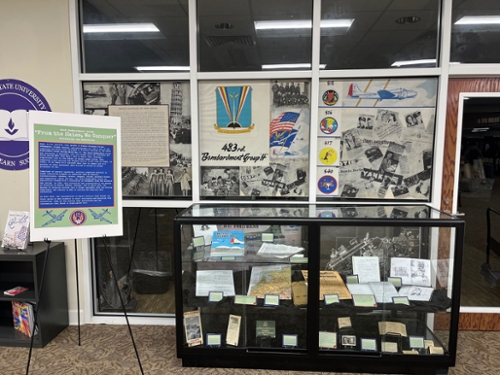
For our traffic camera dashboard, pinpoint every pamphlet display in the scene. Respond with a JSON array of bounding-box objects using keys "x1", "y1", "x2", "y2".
[
  {"x1": 174, "y1": 203, "x2": 465, "y2": 374},
  {"x1": 2, "y1": 211, "x2": 30, "y2": 250}
]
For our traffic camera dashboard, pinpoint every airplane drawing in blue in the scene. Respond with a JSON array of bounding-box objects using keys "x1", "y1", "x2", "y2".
[
  {"x1": 42, "y1": 210, "x2": 68, "y2": 227},
  {"x1": 347, "y1": 83, "x2": 417, "y2": 101},
  {"x1": 89, "y1": 208, "x2": 112, "y2": 224}
]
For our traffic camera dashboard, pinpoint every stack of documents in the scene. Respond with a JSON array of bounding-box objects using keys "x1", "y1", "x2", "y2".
[{"x1": 256, "y1": 243, "x2": 304, "y2": 258}]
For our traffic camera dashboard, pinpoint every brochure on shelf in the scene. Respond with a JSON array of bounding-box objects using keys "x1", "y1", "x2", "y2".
[
  {"x1": 210, "y1": 230, "x2": 245, "y2": 257},
  {"x1": 2, "y1": 211, "x2": 30, "y2": 250}
]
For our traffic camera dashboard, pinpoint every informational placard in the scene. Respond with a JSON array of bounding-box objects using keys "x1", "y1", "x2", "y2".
[{"x1": 29, "y1": 111, "x2": 122, "y2": 241}]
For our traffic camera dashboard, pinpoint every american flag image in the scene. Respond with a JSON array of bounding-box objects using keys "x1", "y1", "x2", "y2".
[{"x1": 270, "y1": 111, "x2": 300, "y2": 136}]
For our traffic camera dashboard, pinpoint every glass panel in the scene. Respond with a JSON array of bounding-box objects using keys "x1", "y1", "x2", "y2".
[
  {"x1": 320, "y1": 0, "x2": 439, "y2": 69},
  {"x1": 180, "y1": 222, "x2": 309, "y2": 349},
  {"x1": 316, "y1": 77, "x2": 438, "y2": 200},
  {"x1": 198, "y1": 80, "x2": 310, "y2": 200},
  {"x1": 319, "y1": 223, "x2": 453, "y2": 356},
  {"x1": 198, "y1": 0, "x2": 313, "y2": 72},
  {"x1": 93, "y1": 207, "x2": 179, "y2": 315},
  {"x1": 81, "y1": 0, "x2": 189, "y2": 73},
  {"x1": 452, "y1": 0, "x2": 500, "y2": 64},
  {"x1": 82, "y1": 81, "x2": 192, "y2": 199}
]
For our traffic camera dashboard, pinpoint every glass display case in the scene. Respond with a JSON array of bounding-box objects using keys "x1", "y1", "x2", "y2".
[{"x1": 174, "y1": 204, "x2": 464, "y2": 374}]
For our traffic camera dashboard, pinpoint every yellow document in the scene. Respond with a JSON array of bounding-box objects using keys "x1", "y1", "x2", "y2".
[{"x1": 302, "y1": 270, "x2": 352, "y2": 300}]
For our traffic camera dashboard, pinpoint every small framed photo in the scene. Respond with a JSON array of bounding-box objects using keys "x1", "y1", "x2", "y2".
[
  {"x1": 264, "y1": 294, "x2": 280, "y2": 306},
  {"x1": 361, "y1": 338, "x2": 377, "y2": 351},
  {"x1": 337, "y1": 316, "x2": 352, "y2": 329},
  {"x1": 381, "y1": 341, "x2": 398, "y2": 353},
  {"x1": 387, "y1": 277, "x2": 402, "y2": 288},
  {"x1": 206, "y1": 333, "x2": 222, "y2": 347},
  {"x1": 346, "y1": 274, "x2": 359, "y2": 284},
  {"x1": 392, "y1": 296, "x2": 410, "y2": 305},
  {"x1": 324, "y1": 294, "x2": 340, "y2": 305},
  {"x1": 192, "y1": 236, "x2": 205, "y2": 248},
  {"x1": 208, "y1": 291, "x2": 224, "y2": 302},
  {"x1": 409, "y1": 336, "x2": 425, "y2": 349},
  {"x1": 342, "y1": 335, "x2": 356, "y2": 347},
  {"x1": 282, "y1": 334, "x2": 298, "y2": 348},
  {"x1": 184, "y1": 310, "x2": 203, "y2": 347},
  {"x1": 261, "y1": 232, "x2": 274, "y2": 242}
]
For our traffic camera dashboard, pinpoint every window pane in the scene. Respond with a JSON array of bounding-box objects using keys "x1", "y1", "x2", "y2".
[
  {"x1": 198, "y1": 0, "x2": 313, "y2": 72},
  {"x1": 320, "y1": 0, "x2": 439, "y2": 69},
  {"x1": 93, "y1": 208, "x2": 179, "y2": 316},
  {"x1": 81, "y1": 0, "x2": 189, "y2": 73},
  {"x1": 451, "y1": 0, "x2": 500, "y2": 64}
]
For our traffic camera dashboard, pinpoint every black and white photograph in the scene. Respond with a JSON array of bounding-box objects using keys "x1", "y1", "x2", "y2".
[
  {"x1": 364, "y1": 146, "x2": 383, "y2": 163},
  {"x1": 391, "y1": 184, "x2": 410, "y2": 198},
  {"x1": 270, "y1": 80, "x2": 310, "y2": 108},
  {"x1": 357, "y1": 114, "x2": 374, "y2": 130},
  {"x1": 122, "y1": 167, "x2": 149, "y2": 196},
  {"x1": 342, "y1": 335, "x2": 356, "y2": 347},
  {"x1": 405, "y1": 110, "x2": 424, "y2": 128},
  {"x1": 183, "y1": 310, "x2": 203, "y2": 347},
  {"x1": 340, "y1": 183, "x2": 359, "y2": 198},
  {"x1": 201, "y1": 167, "x2": 240, "y2": 197}
]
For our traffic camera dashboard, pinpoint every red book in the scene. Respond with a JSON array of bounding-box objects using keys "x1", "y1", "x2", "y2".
[{"x1": 4, "y1": 286, "x2": 29, "y2": 296}]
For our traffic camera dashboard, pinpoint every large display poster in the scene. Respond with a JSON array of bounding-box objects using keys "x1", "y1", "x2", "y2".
[
  {"x1": 83, "y1": 81, "x2": 192, "y2": 198},
  {"x1": 199, "y1": 80, "x2": 310, "y2": 198},
  {"x1": 29, "y1": 111, "x2": 122, "y2": 241},
  {"x1": 316, "y1": 78, "x2": 437, "y2": 200}
]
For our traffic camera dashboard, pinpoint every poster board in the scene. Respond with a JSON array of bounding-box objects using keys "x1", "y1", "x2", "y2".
[{"x1": 29, "y1": 111, "x2": 122, "y2": 241}]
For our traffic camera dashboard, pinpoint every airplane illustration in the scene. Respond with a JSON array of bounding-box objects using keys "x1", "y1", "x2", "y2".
[
  {"x1": 230, "y1": 237, "x2": 244, "y2": 245},
  {"x1": 347, "y1": 83, "x2": 417, "y2": 101},
  {"x1": 89, "y1": 208, "x2": 112, "y2": 224},
  {"x1": 42, "y1": 210, "x2": 68, "y2": 227}
]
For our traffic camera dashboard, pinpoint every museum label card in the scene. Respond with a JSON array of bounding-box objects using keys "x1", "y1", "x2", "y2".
[
  {"x1": 402, "y1": 350, "x2": 419, "y2": 355},
  {"x1": 324, "y1": 294, "x2": 340, "y2": 305},
  {"x1": 192, "y1": 236, "x2": 205, "y2": 248},
  {"x1": 361, "y1": 338, "x2": 377, "y2": 351},
  {"x1": 208, "y1": 291, "x2": 224, "y2": 302},
  {"x1": 387, "y1": 277, "x2": 402, "y2": 288},
  {"x1": 392, "y1": 296, "x2": 410, "y2": 305},
  {"x1": 221, "y1": 256, "x2": 235, "y2": 261},
  {"x1": 319, "y1": 331, "x2": 337, "y2": 349},
  {"x1": 352, "y1": 256, "x2": 380, "y2": 283},
  {"x1": 226, "y1": 314, "x2": 241, "y2": 346},
  {"x1": 234, "y1": 295, "x2": 257, "y2": 305},
  {"x1": 409, "y1": 336, "x2": 425, "y2": 349},
  {"x1": 195, "y1": 270, "x2": 235, "y2": 297},
  {"x1": 193, "y1": 251, "x2": 205, "y2": 261},
  {"x1": 352, "y1": 294, "x2": 377, "y2": 307},
  {"x1": 290, "y1": 255, "x2": 308, "y2": 263},
  {"x1": 206, "y1": 333, "x2": 221, "y2": 347},
  {"x1": 429, "y1": 346, "x2": 444, "y2": 355},
  {"x1": 282, "y1": 334, "x2": 298, "y2": 348},
  {"x1": 264, "y1": 294, "x2": 280, "y2": 306},
  {"x1": 338, "y1": 317, "x2": 352, "y2": 329},
  {"x1": 256, "y1": 320, "x2": 276, "y2": 338},
  {"x1": 261, "y1": 232, "x2": 274, "y2": 242},
  {"x1": 346, "y1": 275, "x2": 359, "y2": 284},
  {"x1": 378, "y1": 321, "x2": 407, "y2": 337},
  {"x1": 381, "y1": 341, "x2": 398, "y2": 353}
]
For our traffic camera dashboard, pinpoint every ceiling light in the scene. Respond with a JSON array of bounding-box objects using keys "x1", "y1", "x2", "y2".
[
  {"x1": 255, "y1": 19, "x2": 354, "y2": 30},
  {"x1": 135, "y1": 66, "x2": 190, "y2": 72},
  {"x1": 83, "y1": 23, "x2": 159, "y2": 33},
  {"x1": 455, "y1": 16, "x2": 500, "y2": 25},
  {"x1": 262, "y1": 63, "x2": 326, "y2": 70},
  {"x1": 391, "y1": 59, "x2": 436, "y2": 67}
]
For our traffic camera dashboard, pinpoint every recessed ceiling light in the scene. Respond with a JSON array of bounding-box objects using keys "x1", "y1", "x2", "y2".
[
  {"x1": 135, "y1": 66, "x2": 190, "y2": 72},
  {"x1": 395, "y1": 16, "x2": 421, "y2": 24},
  {"x1": 255, "y1": 19, "x2": 354, "y2": 30},
  {"x1": 83, "y1": 23, "x2": 159, "y2": 33},
  {"x1": 262, "y1": 63, "x2": 326, "y2": 70},
  {"x1": 391, "y1": 59, "x2": 436, "y2": 67},
  {"x1": 455, "y1": 16, "x2": 500, "y2": 25}
]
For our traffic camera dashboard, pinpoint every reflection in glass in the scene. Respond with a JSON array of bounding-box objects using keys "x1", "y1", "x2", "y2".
[
  {"x1": 452, "y1": 2, "x2": 500, "y2": 64},
  {"x1": 320, "y1": 0, "x2": 439, "y2": 69},
  {"x1": 198, "y1": 0, "x2": 312, "y2": 72},
  {"x1": 80, "y1": 0, "x2": 189, "y2": 73}
]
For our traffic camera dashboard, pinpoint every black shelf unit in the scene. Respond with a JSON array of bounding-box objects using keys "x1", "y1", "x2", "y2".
[
  {"x1": 0, "y1": 242, "x2": 68, "y2": 347},
  {"x1": 174, "y1": 204, "x2": 465, "y2": 375}
]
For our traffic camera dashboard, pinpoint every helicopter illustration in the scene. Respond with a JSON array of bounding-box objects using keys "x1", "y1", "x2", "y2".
[
  {"x1": 89, "y1": 208, "x2": 112, "y2": 224},
  {"x1": 42, "y1": 210, "x2": 68, "y2": 227}
]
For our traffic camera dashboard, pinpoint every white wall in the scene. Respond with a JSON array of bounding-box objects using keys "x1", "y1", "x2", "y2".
[{"x1": 0, "y1": 0, "x2": 81, "y2": 322}]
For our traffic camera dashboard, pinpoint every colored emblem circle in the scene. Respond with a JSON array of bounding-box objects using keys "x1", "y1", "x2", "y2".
[
  {"x1": 320, "y1": 117, "x2": 338, "y2": 135},
  {"x1": 0, "y1": 79, "x2": 51, "y2": 171},
  {"x1": 318, "y1": 175, "x2": 337, "y2": 194},
  {"x1": 322, "y1": 90, "x2": 339, "y2": 106},
  {"x1": 318, "y1": 211, "x2": 336, "y2": 218},
  {"x1": 319, "y1": 147, "x2": 338, "y2": 165},
  {"x1": 70, "y1": 210, "x2": 87, "y2": 226}
]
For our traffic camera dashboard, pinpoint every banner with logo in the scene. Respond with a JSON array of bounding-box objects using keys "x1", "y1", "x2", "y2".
[
  {"x1": 29, "y1": 111, "x2": 122, "y2": 241},
  {"x1": 0, "y1": 79, "x2": 51, "y2": 170}
]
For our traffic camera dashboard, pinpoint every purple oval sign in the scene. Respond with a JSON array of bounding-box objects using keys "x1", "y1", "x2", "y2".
[{"x1": 0, "y1": 78, "x2": 51, "y2": 170}]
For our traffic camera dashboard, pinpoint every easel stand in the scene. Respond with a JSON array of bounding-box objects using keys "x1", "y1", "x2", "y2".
[
  {"x1": 25, "y1": 239, "x2": 51, "y2": 375},
  {"x1": 102, "y1": 234, "x2": 144, "y2": 375}
]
